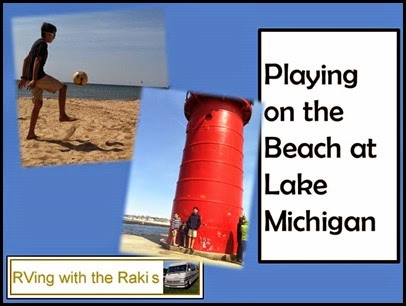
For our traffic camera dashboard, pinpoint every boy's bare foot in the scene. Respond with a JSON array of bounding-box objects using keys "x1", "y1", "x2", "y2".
[
  {"x1": 26, "y1": 134, "x2": 39, "y2": 140},
  {"x1": 59, "y1": 115, "x2": 77, "y2": 122}
]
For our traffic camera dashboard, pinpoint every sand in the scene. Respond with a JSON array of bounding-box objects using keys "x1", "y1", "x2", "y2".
[
  {"x1": 17, "y1": 97, "x2": 140, "y2": 167},
  {"x1": 120, "y1": 233, "x2": 242, "y2": 269}
]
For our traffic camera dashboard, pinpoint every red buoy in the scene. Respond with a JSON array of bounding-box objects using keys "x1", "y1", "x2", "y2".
[{"x1": 168, "y1": 92, "x2": 252, "y2": 256}]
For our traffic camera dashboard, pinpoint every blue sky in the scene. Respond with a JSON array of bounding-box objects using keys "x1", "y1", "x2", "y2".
[
  {"x1": 12, "y1": 9, "x2": 168, "y2": 87},
  {"x1": 123, "y1": 88, "x2": 261, "y2": 220}
]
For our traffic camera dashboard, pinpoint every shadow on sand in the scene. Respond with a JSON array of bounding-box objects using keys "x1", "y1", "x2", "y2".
[{"x1": 40, "y1": 139, "x2": 124, "y2": 153}]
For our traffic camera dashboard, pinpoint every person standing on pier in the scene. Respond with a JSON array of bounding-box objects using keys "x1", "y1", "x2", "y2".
[
  {"x1": 170, "y1": 213, "x2": 181, "y2": 246},
  {"x1": 179, "y1": 221, "x2": 188, "y2": 248},
  {"x1": 187, "y1": 207, "x2": 201, "y2": 252}
]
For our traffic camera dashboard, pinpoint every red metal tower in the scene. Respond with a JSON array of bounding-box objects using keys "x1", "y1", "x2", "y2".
[{"x1": 169, "y1": 92, "x2": 252, "y2": 255}]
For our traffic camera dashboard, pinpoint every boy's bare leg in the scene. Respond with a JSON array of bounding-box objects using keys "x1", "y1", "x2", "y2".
[
  {"x1": 26, "y1": 99, "x2": 42, "y2": 140},
  {"x1": 58, "y1": 84, "x2": 77, "y2": 122},
  {"x1": 173, "y1": 232, "x2": 178, "y2": 246}
]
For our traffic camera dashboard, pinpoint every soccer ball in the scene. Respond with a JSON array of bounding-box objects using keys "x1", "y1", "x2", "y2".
[{"x1": 72, "y1": 71, "x2": 88, "y2": 86}]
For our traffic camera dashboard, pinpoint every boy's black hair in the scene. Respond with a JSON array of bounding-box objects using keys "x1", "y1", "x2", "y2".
[
  {"x1": 41, "y1": 22, "x2": 57, "y2": 38},
  {"x1": 193, "y1": 207, "x2": 199, "y2": 210}
]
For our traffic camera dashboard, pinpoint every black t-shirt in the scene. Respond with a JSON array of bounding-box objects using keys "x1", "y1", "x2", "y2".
[{"x1": 26, "y1": 38, "x2": 48, "y2": 81}]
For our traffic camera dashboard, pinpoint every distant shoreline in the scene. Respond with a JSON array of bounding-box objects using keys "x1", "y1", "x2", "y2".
[{"x1": 123, "y1": 219, "x2": 170, "y2": 228}]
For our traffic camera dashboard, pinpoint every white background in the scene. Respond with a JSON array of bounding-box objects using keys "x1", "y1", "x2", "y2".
[
  {"x1": 8, "y1": 257, "x2": 163, "y2": 298},
  {"x1": 260, "y1": 31, "x2": 398, "y2": 261}
]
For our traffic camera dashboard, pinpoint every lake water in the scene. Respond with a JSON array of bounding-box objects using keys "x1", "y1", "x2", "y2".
[
  {"x1": 122, "y1": 223, "x2": 169, "y2": 237},
  {"x1": 15, "y1": 81, "x2": 142, "y2": 100}
]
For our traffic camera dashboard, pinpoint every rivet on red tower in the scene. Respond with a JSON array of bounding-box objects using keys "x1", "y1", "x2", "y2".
[{"x1": 168, "y1": 92, "x2": 252, "y2": 256}]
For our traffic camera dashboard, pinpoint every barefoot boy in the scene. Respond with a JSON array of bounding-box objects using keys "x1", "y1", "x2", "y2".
[{"x1": 18, "y1": 22, "x2": 76, "y2": 140}]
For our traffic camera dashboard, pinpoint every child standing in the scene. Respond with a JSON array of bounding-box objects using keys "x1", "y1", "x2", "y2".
[
  {"x1": 179, "y1": 221, "x2": 188, "y2": 248},
  {"x1": 170, "y1": 213, "x2": 181, "y2": 246}
]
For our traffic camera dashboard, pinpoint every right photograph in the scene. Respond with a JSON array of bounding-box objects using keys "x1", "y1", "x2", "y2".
[{"x1": 120, "y1": 87, "x2": 261, "y2": 268}]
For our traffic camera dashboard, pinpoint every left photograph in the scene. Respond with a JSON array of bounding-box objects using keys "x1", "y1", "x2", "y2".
[{"x1": 12, "y1": 9, "x2": 168, "y2": 167}]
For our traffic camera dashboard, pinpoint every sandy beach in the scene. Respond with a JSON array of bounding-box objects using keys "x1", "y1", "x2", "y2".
[
  {"x1": 120, "y1": 233, "x2": 242, "y2": 269},
  {"x1": 17, "y1": 97, "x2": 140, "y2": 167}
]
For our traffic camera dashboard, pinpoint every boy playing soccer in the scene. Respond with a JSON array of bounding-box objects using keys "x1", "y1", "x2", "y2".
[{"x1": 18, "y1": 22, "x2": 76, "y2": 140}]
